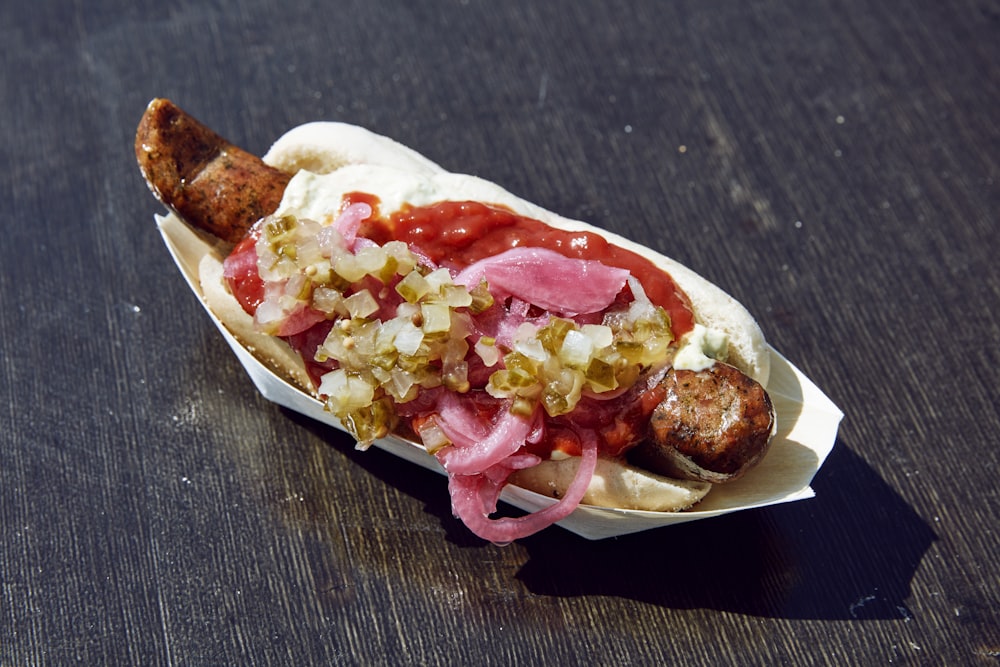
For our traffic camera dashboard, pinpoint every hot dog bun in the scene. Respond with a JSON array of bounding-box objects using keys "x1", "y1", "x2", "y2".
[
  {"x1": 196, "y1": 121, "x2": 773, "y2": 512},
  {"x1": 508, "y1": 456, "x2": 710, "y2": 512}
]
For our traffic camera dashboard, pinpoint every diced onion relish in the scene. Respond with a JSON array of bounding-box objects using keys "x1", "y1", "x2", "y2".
[
  {"x1": 420, "y1": 303, "x2": 452, "y2": 334},
  {"x1": 467, "y1": 280, "x2": 494, "y2": 314},
  {"x1": 485, "y1": 303, "x2": 675, "y2": 417},
  {"x1": 343, "y1": 396, "x2": 397, "y2": 450},
  {"x1": 416, "y1": 417, "x2": 451, "y2": 455},
  {"x1": 395, "y1": 270, "x2": 430, "y2": 303},
  {"x1": 253, "y1": 211, "x2": 679, "y2": 445},
  {"x1": 344, "y1": 289, "x2": 379, "y2": 318},
  {"x1": 319, "y1": 369, "x2": 375, "y2": 413},
  {"x1": 560, "y1": 329, "x2": 595, "y2": 366},
  {"x1": 474, "y1": 336, "x2": 500, "y2": 367}
]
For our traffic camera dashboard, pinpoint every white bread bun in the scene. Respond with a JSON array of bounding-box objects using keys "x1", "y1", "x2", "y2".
[
  {"x1": 263, "y1": 121, "x2": 443, "y2": 177},
  {"x1": 197, "y1": 122, "x2": 772, "y2": 512},
  {"x1": 508, "y1": 456, "x2": 711, "y2": 512}
]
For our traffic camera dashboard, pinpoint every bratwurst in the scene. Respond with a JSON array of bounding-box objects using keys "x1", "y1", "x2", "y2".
[
  {"x1": 633, "y1": 363, "x2": 775, "y2": 483},
  {"x1": 136, "y1": 98, "x2": 290, "y2": 243}
]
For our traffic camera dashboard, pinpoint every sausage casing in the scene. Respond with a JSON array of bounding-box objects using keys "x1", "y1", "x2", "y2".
[{"x1": 135, "y1": 98, "x2": 289, "y2": 243}]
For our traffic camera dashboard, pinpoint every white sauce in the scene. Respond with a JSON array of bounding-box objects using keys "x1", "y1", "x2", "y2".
[
  {"x1": 274, "y1": 168, "x2": 433, "y2": 224},
  {"x1": 673, "y1": 324, "x2": 729, "y2": 372}
]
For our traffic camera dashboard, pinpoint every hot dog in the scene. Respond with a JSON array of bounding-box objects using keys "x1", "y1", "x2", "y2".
[{"x1": 136, "y1": 99, "x2": 775, "y2": 542}]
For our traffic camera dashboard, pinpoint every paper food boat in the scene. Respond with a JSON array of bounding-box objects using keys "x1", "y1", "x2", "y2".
[{"x1": 158, "y1": 213, "x2": 843, "y2": 540}]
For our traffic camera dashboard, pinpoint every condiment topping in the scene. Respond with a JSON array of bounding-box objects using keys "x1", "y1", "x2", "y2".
[{"x1": 222, "y1": 192, "x2": 699, "y2": 542}]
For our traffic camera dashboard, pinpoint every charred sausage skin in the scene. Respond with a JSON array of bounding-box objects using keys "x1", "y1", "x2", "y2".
[
  {"x1": 135, "y1": 98, "x2": 290, "y2": 244},
  {"x1": 632, "y1": 363, "x2": 775, "y2": 483}
]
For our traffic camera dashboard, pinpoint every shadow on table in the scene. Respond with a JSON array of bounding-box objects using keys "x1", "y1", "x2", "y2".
[
  {"x1": 514, "y1": 441, "x2": 936, "y2": 621},
  {"x1": 285, "y1": 409, "x2": 932, "y2": 621}
]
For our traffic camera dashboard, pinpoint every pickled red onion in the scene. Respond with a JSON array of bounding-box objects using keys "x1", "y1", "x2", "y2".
[
  {"x1": 447, "y1": 427, "x2": 599, "y2": 544},
  {"x1": 333, "y1": 201, "x2": 372, "y2": 248},
  {"x1": 454, "y1": 247, "x2": 629, "y2": 316},
  {"x1": 435, "y1": 396, "x2": 539, "y2": 475}
]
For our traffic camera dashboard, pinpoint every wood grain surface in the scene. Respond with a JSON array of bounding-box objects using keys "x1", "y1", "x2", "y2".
[{"x1": 1, "y1": 0, "x2": 997, "y2": 664}]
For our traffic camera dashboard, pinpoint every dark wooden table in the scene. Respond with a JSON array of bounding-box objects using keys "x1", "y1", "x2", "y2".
[{"x1": 2, "y1": 1, "x2": 997, "y2": 664}]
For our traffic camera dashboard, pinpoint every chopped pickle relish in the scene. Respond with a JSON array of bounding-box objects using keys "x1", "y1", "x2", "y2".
[{"x1": 251, "y1": 209, "x2": 676, "y2": 447}]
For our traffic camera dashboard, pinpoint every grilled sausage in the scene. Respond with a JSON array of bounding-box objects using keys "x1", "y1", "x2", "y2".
[
  {"x1": 135, "y1": 98, "x2": 290, "y2": 243},
  {"x1": 630, "y1": 362, "x2": 775, "y2": 483}
]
